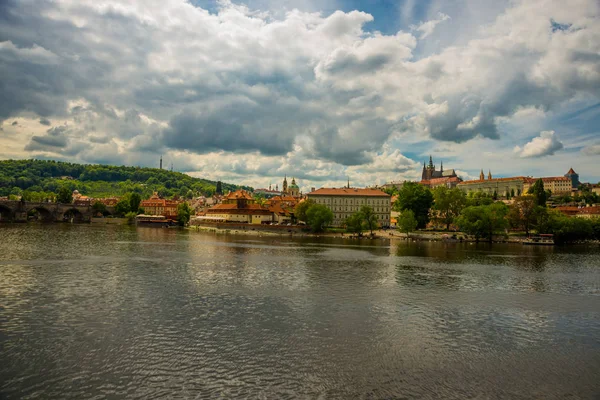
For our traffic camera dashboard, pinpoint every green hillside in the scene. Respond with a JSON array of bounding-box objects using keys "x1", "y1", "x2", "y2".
[{"x1": 0, "y1": 159, "x2": 250, "y2": 200}]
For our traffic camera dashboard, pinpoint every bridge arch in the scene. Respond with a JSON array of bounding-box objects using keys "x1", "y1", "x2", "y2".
[
  {"x1": 63, "y1": 208, "x2": 85, "y2": 223},
  {"x1": 27, "y1": 206, "x2": 54, "y2": 222},
  {"x1": 0, "y1": 204, "x2": 13, "y2": 222}
]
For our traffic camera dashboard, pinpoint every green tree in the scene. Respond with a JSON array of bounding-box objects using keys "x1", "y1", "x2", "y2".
[
  {"x1": 306, "y1": 204, "x2": 333, "y2": 232},
  {"x1": 345, "y1": 212, "x2": 364, "y2": 235},
  {"x1": 114, "y1": 199, "x2": 131, "y2": 217},
  {"x1": 294, "y1": 199, "x2": 315, "y2": 222},
  {"x1": 528, "y1": 179, "x2": 547, "y2": 207},
  {"x1": 507, "y1": 195, "x2": 537, "y2": 236},
  {"x1": 177, "y1": 202, "x2": 192, "y2": 226},
  {"x1": 456, "y1": 203, "x2": 509, "y2": 242},
  {"x1": 92, "y1": 201, "x2": 108, "y2": 216},
  {"x1": 397, "y1": 209, "x2": 418, "y2": 238},
  {"x1": 466, "y1": 191, "x2": 493, "y2": 207},
  {"x1": 360, "y1": 205, "x2": 378, "y2": 235},
  {"x1": 394, "y1": 182, "x2": 433, "y2": 229},
  {"x1": 125, "y1": 211, "x2": 137, "y2": 224},
  {"x1": 432, "y1": 187, "x2": 466, "y2": 230},
  {"x1": 129, "y1": 192, "x2": 141, "y2": 213},
  {"x1": 57, "y1": 186, "x2": 73, "y2": 204}
]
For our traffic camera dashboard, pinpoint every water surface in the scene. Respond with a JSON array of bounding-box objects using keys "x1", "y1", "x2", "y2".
[{"x1": 1, "y1": 224, "x2": 599, "y2": 399}]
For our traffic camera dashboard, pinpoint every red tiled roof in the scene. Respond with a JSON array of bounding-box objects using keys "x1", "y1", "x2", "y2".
[
  {"x1": 458, "y1": 177, "x2": 528, "y2": 185},
  {"x1": 308, "y1": 188, "x2": 390, "y2": 197},
  {"x1": 567, "y1": 168, "x2": 576, "y2": 174},
  {"x1": 224, "y1": 190, "x2": 254, "y2": 200}
]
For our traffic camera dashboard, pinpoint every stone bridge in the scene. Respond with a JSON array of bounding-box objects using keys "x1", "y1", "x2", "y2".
[{"x1": 0, "y1": 200, "x2": 115, "y2": 223}]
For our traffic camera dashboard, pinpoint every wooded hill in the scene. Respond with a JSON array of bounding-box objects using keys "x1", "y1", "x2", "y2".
[{"x1": 0, "y1": 159, "x2": 250, "y2": 199}]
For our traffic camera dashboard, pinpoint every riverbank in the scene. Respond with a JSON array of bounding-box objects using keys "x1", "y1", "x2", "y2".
[{"x1": 188, "y1": 223, "x2": 529, "y2": 244}]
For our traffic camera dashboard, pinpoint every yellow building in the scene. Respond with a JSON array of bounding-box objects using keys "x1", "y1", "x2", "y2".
[
  {"x1": 307, "y1": 187, "x2": 391, "y2": 227},
  {"x1": 523, "y1": 176, "x2": 572, "y2": 195},
  {"x1": 205, "y1": 190, "x2": 272, "y2": 224}
]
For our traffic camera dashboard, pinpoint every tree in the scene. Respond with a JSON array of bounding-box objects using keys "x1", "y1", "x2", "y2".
[
  {"x1": 394, "y1": 182, "x2": 433, "y2": 229},
  {"x1": 456, "y1": 203, "x2": 508, "y2": 242},
  {"x1": 345, "y1": 212, "x2": 364, "y2": 235},
  {"x1": 360, "y1": 205, "x2": 378, "y2": 235},
  {"x1": 177, "y1": 202, "x2": 192, "y2": 226},
  {"x1": 129, "y1": 192, "x2": 141, "y2": 213},
  {"x1": 215, "y1": 181, "x2": 223, "y2": 195},
  {"x1": 397, "y1": 209, "x2": 418, "y2": 238},
  {"x1": 507, "y1": 195, "x2": 537, "y2": 235},
  {"x1": 466, "y1": 191, "x2": 493, "y2": 207},
  {"x1": 92, "y1": 201, "x2": 108, "y2": 216},
  {"x1": 294, "y1": 199, "x2": 315, "y2": 222},
  {"x1": 432, "y1": 187, "x2": 466, "y2": 230},
  {"x1": 114, "y1": 199, "x2": 131, "y2": 217},
  {"x1": 305, "y1": 204, "x2": 333, "y2": 233},
  {"x1": 528, "y1": 179, "x2": 547, "y2": 207},
  {"x1": 57, "y1": 186, "x2": 73, "y2": 204},
  {"x1": 125, "y1": 211, "x2": 137, "y2": 224}
]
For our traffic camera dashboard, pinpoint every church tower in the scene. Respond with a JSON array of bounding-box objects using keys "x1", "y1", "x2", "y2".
[
  {"x1": 160, "y1": 155, "x2": 163, "y2": 170},
  {"x1": 488, "y1": 170, "x2": 492, "y2": 180},
  {"x1": 480, "y1": 169, "x2": 485, "y2": 180},
  {"x1": 282, "y1": 175, "x2": 288, "y2": 194}
]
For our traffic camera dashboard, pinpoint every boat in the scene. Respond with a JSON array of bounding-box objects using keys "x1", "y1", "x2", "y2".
[{"x1": 523, "y1": 234, "x2": 554, "y2": 246}]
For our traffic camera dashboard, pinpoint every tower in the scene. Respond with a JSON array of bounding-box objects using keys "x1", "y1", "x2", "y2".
[
  {"x1": 488, "y1": 170, "x2": 492, "y2": 180},
  {"x1": 565, "y1": 167, "x2": 580, "y2": 188},
  {"x1": 480, "y1": 169, "x2": 485, "y2": 180},
  {"x1": 160, "y1": 155, "x2": 163, "y2": 170},
  {"x1": 440, "y1": 160, "x2": 443, "y2": 173},
  {"x1": 283, "y1": 175, "x2": 288, "y2": 194}
]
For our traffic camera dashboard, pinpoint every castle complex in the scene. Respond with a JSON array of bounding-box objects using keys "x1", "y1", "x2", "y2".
[{"x1": 420, "y1": 156, "x2": 462, "y2": 188}]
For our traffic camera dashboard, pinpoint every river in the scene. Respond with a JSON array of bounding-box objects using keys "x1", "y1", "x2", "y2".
[{"x1": 1, "y1": 224, "x2": 599, "y2": 399}]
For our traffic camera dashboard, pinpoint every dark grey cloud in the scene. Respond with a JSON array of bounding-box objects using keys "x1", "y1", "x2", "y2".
[
  {"x1": 24, "y1": 125, "x2": 69, "y2": 151},
  {"x1": 39, "y1": 118, "x2": 51, "y2": 126},
  {"x1": 11, "y1": 121, "x2": 17, "y2": 125}
]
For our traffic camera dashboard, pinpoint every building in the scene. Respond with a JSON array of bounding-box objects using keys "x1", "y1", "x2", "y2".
[
  {"x1": 204, "y1": 190, "x2": 272, "y2": 224},
  {"x1": 457, "y1": 175, "x2": 526, "y2": 197},
  {"x1": 307, "y1": 187, "x2": 391, "y2": 227},
  {"x1": 71, "y1": 190, "x2": 92, "y2": 206},
  {"x1": 556, "y1": 206, "x2": 600, "y2": 219},
  {"x1": 254, "y1": 185, "x2": 282, "y2": 198},
  {"x1": 420, "y1": 156, "x2": 461, "y2": 188},
  {"x1": 140, "y1": 192, "x2": 179, "y2": 218},
  {"x1": 281, "y1": 176, "x2": 301, "y2": 197},
  {"x1": 591, "y1": 185, "x2": 600, "y2": 196},
  {"x1": 565, "y1": 167, "x2": 580, "y2": 188},
  {"x1": 523, "y1": 176, "x2": 572, "y2": 195}
]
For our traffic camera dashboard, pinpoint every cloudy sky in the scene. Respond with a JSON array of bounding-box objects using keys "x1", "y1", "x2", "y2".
[{"x1": 1, "y1": 0, "x2": 599, "y2": 190}]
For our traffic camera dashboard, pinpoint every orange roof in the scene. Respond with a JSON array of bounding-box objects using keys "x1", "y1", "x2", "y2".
[
  {"x1": 224, "y1": 190, "x2": 253, "y2": 200},
  {"x1": 308, "y1": 188, "x2": 390, "y2": 197},
  {"x1": 567, "y1": 168, "x2": 576, "y2": 174},
  {"x1": 458, "y1": 177, "x2": 528, "y2": 185}
]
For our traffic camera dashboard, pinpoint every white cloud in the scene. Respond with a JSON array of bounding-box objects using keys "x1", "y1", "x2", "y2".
[
  {"x1": 513, "y1": 130, "x2": 564, "y2": 158},
  {"x1": 582, "y1": 144, "x2": 600, "y2": 155},
  {"x1": 411, "y1": 13, "x2": 450, "y2": 39}
]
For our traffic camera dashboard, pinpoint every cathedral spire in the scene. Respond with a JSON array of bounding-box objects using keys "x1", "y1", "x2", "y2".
[
  {"x1": 488, "y1": 170, "x2": 492, "y2": 180},
  {"x1": 480, "y1": 169, "x2": 485, "y2": 180},
  {"x1": 440, "y1": 160, "x2": 443, "y2": 173},
  {"x1": 428, "y1": 155, "x2": 434, "y2": 169}
]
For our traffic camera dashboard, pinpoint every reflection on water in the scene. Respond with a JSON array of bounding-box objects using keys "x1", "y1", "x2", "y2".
[{"x1": 0, "y1": 224, "x2": 599, "y2": 399}]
